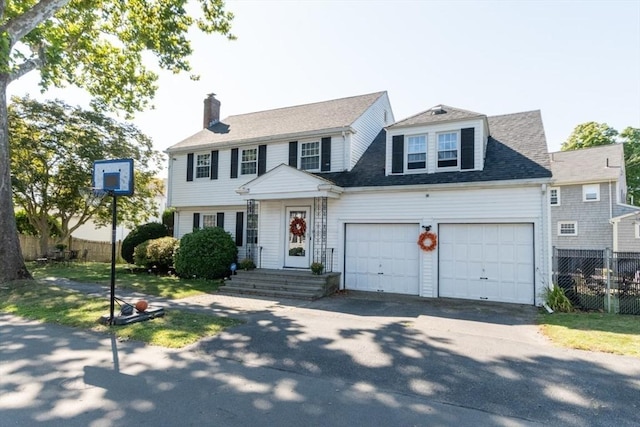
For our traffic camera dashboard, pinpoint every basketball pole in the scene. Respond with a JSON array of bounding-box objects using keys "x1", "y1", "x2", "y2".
[{"x1": 109, "y1": 191, "x2": 117, "y2": 325}]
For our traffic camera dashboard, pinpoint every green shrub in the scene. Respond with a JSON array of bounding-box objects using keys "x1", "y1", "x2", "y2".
[
  {"x1": 174, "y1": 227, "x2": 238, "y2": 279},
  {"x1": 544, "y1": 284, "x2": 573, "y2": 313},
  {"x1": 133, "y1": 237, "x2": 179, "y2": 271},
  {"x1": 121, "y1": 222, "x2": 168, "y2": 264}
]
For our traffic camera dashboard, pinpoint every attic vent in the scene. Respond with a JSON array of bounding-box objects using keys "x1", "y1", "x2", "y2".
[{"x1": 430, "y1": 105, "x2": 446, "y2": 115}]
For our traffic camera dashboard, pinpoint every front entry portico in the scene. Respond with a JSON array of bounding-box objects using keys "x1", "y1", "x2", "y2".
[{"x1": 236, "y1": 164, "x2": 343, "y2": 271}]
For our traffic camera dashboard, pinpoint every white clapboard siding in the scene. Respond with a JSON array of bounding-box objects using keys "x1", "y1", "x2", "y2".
[
  {"x1": 235, "y1": 183, "x2": 548, "y2": 304},
  {"x1": 350, "y1": 93, "x2": 393, "y2": 169}
]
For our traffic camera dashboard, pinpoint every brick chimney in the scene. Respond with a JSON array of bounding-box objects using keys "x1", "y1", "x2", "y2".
[{"x1": 203, "y1": 93, "x2": 221, "y2": 128}]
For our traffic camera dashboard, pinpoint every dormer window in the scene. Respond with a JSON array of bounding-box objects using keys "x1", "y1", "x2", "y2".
[
  {"x1": 241, "y1": 148, "x2": 257, "y2": 175},
  {"x1": 437, "y1": 132, "x2": 459, "y2": 168},
  {"x1": 301, "y1": 141, "x2": 320, "y2": 170},
  {"x1": 407, "y1": 135, "x2": 427, "y2": 170}
]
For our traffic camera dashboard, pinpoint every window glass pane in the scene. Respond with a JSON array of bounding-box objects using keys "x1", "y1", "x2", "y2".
[
  {"x1": 437, "y1": 133, "x2": 458, "y2": 167},
  {"x1": 196, "y1": 154, "x2": 210, "y2": 178},
  {"x1": 241, "y1": 149, "x2": 257, "y2": 175},
  {"x1": 202, "y1": 214, "x2": 216, "y2": 228},
  {"x1": 301, "y1": 141, "x2": 320, "y2": 170},
  {"x1": 407, "y1": 135, "x2": 426, "y2": 169}
]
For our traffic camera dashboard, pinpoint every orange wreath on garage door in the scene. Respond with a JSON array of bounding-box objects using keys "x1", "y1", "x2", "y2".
[{"x1": 417, "y1": 231, "x2": 437, "y2": 252}]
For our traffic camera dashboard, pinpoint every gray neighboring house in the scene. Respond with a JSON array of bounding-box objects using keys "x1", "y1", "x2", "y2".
[{"x1": 549, "y1": 144, "x2": 640, "y2": 252}]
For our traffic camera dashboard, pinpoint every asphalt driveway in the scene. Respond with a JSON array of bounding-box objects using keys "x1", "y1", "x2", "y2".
[{"x1": 2, "y1": 285, "x2": 639, "y2": 426}]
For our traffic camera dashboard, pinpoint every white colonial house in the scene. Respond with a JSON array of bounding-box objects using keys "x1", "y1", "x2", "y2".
[{"x1": 165, "y1": 92, "x2": 553, "y2": 305}]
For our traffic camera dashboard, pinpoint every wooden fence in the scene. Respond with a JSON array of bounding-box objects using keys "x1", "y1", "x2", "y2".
[{"x1": 19, "y1": 234, "x2": 123, "y2": 263}]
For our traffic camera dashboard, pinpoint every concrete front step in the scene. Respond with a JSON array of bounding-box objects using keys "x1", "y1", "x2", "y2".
[{"x1": 218, "y1": 268, "x2": 341, "y2": 300}]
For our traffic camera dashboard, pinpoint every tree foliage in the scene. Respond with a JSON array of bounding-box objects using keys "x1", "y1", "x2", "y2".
[
  {"x1": 0, "y1": 0, "x2": 235, "y2": 282},
  {"x1": 560, "y1": 122, "x2": 619, "y2": 151},
  {"x1": 9, "y1": 95, "x2": 164, "y2": 256},
  {"x1": 561, "y1": 122, "x2": 640, "y2": 205}
]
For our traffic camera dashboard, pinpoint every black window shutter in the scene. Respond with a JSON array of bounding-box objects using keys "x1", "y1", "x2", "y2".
[
  {"x1": 217, "y1": 212, "x2": 225, "y2": 229},
  {"x1": 289, "y1": 141, "x2": 298, "y2": 168},
  {"x1": 392, "y1": 135, "x2": 404, "y2": 173},
  {"x1": 461, "y1": 128, "x2": 475, "y2": 170},
  {"x1": 230, "y1": 148, "x2": 238, "y2": 178},
  {"x1": 321, "y1": 137, "x2": 331, "y2": 171},
  {"x1": 192, "y1": 212, "x2": 200, "y2": 231},
  {"x1": 210, "y1": 150, "x2": 219, "y2": 180},
  {"x1": 258, "y1": 145, "x2": 267, "y2": 176},
  {"x1": 187, "y1": 153, "x2": 194, "y2": 181},
  {"x1": 235, "y1": 212, "x2": 244, "y2": 246}
]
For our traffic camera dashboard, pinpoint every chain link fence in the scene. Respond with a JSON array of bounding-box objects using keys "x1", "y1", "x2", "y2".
[{"x1": 553, "y1": 247, "x2": 640, "y2": 315}]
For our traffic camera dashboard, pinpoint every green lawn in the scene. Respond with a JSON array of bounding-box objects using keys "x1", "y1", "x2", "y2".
[
  {"x1": 29, "y1": 261, "x2": 220, "y2": 299},
  {"x1": 538, "y1": 312, "x2": 640, "y2": 358},
  {"x1": 0, "y1": 263, "x2": 242, "y2": 348}
]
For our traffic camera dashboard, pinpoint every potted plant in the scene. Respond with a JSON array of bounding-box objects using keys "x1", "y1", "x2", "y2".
[
  {"x1": 310, "y1": 262, "x2": 324, "y2": 275},
  {"x1": 238, "y1": 258, "x2": 256, "y2": 270}
]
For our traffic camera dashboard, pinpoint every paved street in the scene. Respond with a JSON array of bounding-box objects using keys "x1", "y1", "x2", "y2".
[{"x1": 1, "y1": 283, "x2": 639, "y2": 426}]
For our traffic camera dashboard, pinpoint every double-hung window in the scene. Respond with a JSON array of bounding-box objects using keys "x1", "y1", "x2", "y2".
[
  {"x1": 241, "y1": 148, "x2": 257, "y2": 175},
  {"x1": 196, "y1": 154, "x2": 211, "y2": 178},
  {"x1": 407, "y1": 135, "x2": 427, "y2": 170},
  {"x1": 583, "y1": 184, "x2": 600, "y2": 201},
  {"x1": 437, "y1": 132, "x2": 458, "y2": 168},
  {"x1": 301, "y1": 141, "x2": 320, "y2": 170}
]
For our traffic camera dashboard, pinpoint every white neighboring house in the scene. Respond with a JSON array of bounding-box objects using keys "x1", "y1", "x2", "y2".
[
  {"x1": 70, "y1": 178, "x2": 167, "y2": 242},
  {"x1": 165, "y1": 92, "x2": 552, "y2": 305}
]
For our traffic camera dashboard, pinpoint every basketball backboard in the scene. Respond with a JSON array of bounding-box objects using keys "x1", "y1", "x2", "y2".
[{"x1": 93, "y1": 159, "x2": 134, "y2": 196}]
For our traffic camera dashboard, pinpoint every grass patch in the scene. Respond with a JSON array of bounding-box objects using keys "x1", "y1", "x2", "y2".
[
  {"x1": 0, "y1": 280, "x2": 242, "y2": 348},
  {"x1": 538, "y1": 312, "x2": 640, "y2": 358},
  {"x1": 29, "y1": 262, "x2": 221, "y2": 299}
]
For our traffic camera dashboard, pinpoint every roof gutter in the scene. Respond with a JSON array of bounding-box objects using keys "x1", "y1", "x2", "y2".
[
  {"x1": 166, "y1": 126, "x2": 356, "y2": 154},
  {"x1": 342, "y1": 177, "x2": 553, "y2": 193}
]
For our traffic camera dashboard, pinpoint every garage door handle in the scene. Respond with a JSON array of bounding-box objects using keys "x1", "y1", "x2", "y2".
[
  {"x1": 378, "y1": 272, "x2": 384, "y2": 275},
  {"x1": 480, "y1": 277, "x2": 488, "y2": 280}
]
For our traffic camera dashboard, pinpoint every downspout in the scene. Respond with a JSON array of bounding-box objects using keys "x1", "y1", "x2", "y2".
[
  {"x1": 609, "y1": 180, "x2": 614, "y2": 251},
  {"x1": 541, "y1": 183, "x2": 550, "y2": 303}
]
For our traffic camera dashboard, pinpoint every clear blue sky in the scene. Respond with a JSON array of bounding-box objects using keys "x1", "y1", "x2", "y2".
[{"x1": 8, "y1": 0, "x2": 640, "y2": 169}]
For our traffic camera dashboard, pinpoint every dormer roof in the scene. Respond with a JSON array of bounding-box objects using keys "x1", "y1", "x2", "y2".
[{"x1": 388, "y1": 104, "x2": 486, "y2": 128}]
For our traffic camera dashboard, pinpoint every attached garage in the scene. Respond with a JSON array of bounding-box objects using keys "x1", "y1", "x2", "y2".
[
  {"x1": 344, "y1": 223, "x2": 420, "y2": 295},
  {"x1": 439, "y1": 223, "x2": 535, "y2": 304}
]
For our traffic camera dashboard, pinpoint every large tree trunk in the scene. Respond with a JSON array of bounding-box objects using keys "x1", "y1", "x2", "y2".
[{"x1": 0, "y1": 77, "x2": 32, "y2": 282}]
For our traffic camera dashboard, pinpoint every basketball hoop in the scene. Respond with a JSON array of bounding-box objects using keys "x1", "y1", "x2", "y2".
[{"x1": 79, "y1": 187, "x2": 109, "y2": 207}]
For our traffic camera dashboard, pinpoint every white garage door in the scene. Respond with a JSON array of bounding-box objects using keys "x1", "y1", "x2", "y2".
[
  {"x1": 439, "y1": 223, "x2": 534, "y2": 304},
  {"x1": 345, "y1": 223, "x2": 420, "y2": 295}
]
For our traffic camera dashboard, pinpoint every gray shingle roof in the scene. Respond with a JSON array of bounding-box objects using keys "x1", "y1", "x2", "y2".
[
  {"x1": 318, "y1": 110, "x2": 552, "y2": 187},
  {"x1": 549, "y1": 144, "x2": 624, "y2": 184},
  {"x1": 388, "y1": 104, "x2": 485, "y2": 128},
  {"x1": 167, "y1": 91, "x2": 386, "y2": 152}
]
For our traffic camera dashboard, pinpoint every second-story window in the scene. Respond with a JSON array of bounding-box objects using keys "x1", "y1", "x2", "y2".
[
  {"x1": 407, "y1": 135, "x2": 426, "y2": 170},
  {"x1": 301, "y1": 141, "x2": 320, "y2": 170},
  {"x1": 437, "y1": 132, "x2": 458, "y2": 168},
  {"x1": 583, "y1": 184, "x2": 600, "y2": 201},
  {"x1": 196, "y1": 153, "x2": 211, "y2": 178},
  {"x1": 241, "y1": 148, "x2": 257, "y2": 175}
]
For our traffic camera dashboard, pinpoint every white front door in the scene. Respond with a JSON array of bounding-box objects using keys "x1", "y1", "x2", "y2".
[{"x1": 285, "y1": 207, "x2": 311, "y2": 268}]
